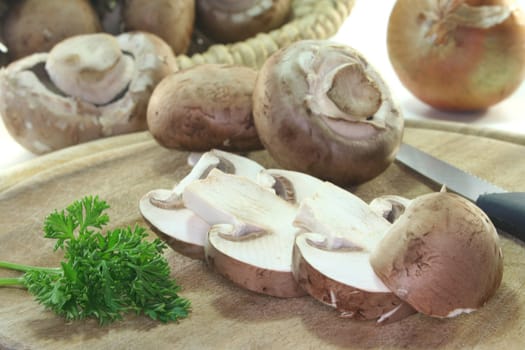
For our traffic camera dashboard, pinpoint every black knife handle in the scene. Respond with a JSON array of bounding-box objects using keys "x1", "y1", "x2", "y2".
[{"x1": 476, "y1": 192, "x2": 525, "y2": 242}]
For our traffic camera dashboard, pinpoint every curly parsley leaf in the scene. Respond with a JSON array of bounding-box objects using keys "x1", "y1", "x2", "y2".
[{"x1": 0, "y1": 196, "x2": 191, "y2": 325}]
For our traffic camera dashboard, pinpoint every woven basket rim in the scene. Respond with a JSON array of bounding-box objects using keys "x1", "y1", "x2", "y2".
[{"x1": 176, "y1": 0, "x2": 355, "y2": 69}]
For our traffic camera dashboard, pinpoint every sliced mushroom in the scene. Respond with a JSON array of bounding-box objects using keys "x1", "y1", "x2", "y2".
[
  {"x1": 263, "y1": 168, "x2": 325, "y2": 204},
  {"x1": 0, "y1": 31, "x2": 177, "y2": 154},
  {"x1": 292, "y1": 181, "x2": 415, "y2": 322},
  {"x1": 369, "y1": 195, "x2": 412, "y2": 223},
  {"x1": 370, "y1": 191, "x2": 503, "y2": 318},
  {"x1": 183, "y1": 168, "x2": 306, "y2": 297},
  {"x1": 140, "y1": 149, "x2": 269, "y2": 259},
  {"x1": 140, "y1": 189, "x2": 210, "y2": 260}
]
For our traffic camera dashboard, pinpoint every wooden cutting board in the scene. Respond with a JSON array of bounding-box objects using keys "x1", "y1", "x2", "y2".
[{"x1": 1, "y1": 121, "x2": 524, "y2": 350}]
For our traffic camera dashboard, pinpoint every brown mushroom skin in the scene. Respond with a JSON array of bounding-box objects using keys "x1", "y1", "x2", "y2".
[
  {"x1": 0, "y1": 32, "x2": 177, "y2": 154},
  {"x1": 292, "y1": 242, "x2": 412, "y2": 321},
  {"x1": 147, "y1": 64, "x2": 263, "y2": 152},
  {"x1": 2, "y1": 0, "x2": 102, "y2": 61},
  {"x1": 122, "y1": 0, "x2": 195, "y2": 54},
  {"x1": 370, "y1": 192, "x2": 503, "y2": 318},
  {"x1": 205, "y1": 237, "x2": 307, "y2": 298},
  {"x1": 196, "y1": 0, "x2": 292, "y2": 43},
  {"x1": 252, "y1": 40, "x2": 404, "y2": 186}
]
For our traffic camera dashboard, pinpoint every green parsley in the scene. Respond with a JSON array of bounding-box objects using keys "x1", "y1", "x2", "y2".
[{"x1": 0, "y1": 195, "x2": 191, "y2": 325}]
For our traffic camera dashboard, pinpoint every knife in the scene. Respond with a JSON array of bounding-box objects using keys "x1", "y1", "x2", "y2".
[{"x1": 396, "y1": 143, "x2": 525, "y2": 241}]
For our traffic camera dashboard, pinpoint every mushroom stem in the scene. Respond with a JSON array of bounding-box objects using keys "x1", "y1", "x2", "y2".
[
  {"x1": 45, "y1": 33, "x2": 134, "y2": 105},
  {"x1": 294, "y1": 182, "x2": 389, "y2": 252},
  {"x1": 149, "y1": 149, "x2": 259, "y2": 209},
  {"x1": 327, "y1": 63, "x2": 382, "y2": 119}
]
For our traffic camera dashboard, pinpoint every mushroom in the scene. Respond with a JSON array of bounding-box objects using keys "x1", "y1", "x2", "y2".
[
  {"x1": 263, "y1": 168, "x2": 325, "y2": 205},
  {"x1": 370, "y1": 191, "x2": 503, "y2": 318},
  {"x1": 369, "y1": 195, "x2": 412, "y2": 223},
  {"x1": 0, "y1": 31, "x2": 177, "y2": 154},
  {"x1": 147, "y1": 63, "x2": 263, "y2": 152},
  {"x1": 140, "y1": 149, "x2": 326, "y2": 260},
  {"x1": 2, "y1": 0, "x2": 102, "y2": 62},
  {"x1": 183, "y1": 168, "x2": 307, "y2": 297},
  {"x1": 139, "y1": 149, "x2": 269, "y2": 259},
  {"x1": 196, "y1": 0, "x2": 292, "y2": 43},
  {"x1": 122, "y1": 0, "x2": 195, "y2": 55},
  {"x1": 252, "y1": 40, "x2": 404, "y2": 186},
  {"x1": 292, "y1": 181, "x2": 416, "y2": 322}
]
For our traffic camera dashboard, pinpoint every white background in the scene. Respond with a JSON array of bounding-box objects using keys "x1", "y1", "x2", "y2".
[{"x1": 1, "y1": 0, "x2": 525, "y2": 170}]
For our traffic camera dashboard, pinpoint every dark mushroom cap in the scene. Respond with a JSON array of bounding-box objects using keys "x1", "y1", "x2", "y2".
[
  {"x1": 196, "y1": 0, "x2": 292, "y2": 43},
  {"x1": 3, "y1": 0, "x2": 101, "y2": 61},
  {"x1": 147, "y1": 63, "x2": 263, "y2": 152},
  {"x1": 370, "y1": 191, "x2": 504, "y2": 318},
  {"x1": 252, "y1": 40, "x2": 404, "y2": 186}
]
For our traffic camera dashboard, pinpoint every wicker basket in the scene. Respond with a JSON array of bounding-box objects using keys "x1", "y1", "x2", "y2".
[{"x1": 176, "y1": 0, "x2": 356, "y2": 70}]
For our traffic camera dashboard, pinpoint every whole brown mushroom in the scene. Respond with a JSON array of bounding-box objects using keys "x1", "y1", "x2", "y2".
[
  {"x1": 252, "y1": 40, "x2": 404, "y2": 186},
  {"x1": 122, "y1": 0, "x2": 195, "y2": 54},
  {"x1": 2, "y1": 0, "x2": 102, "y2": 61},
  {"x1": 196, "y1": 0, "x2": 292, "y2": 43},
  {"x1": 147, "y1": 63, "x2": 263, "y2": 152},
  {"x1": 0, "y1": 32, "x2": 177, "y2": 154},
  {"x1": 370, "y1": 191, "x2": 504, "y2": 318}
]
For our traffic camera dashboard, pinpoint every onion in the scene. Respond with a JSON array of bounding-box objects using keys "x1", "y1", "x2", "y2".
[{"x1": 387, "y1": 0, "x2": 525, "y2": 111}]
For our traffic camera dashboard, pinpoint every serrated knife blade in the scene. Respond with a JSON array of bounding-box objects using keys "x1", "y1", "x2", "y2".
[{"x1": 396, "y1": 143, "x2": 525, "y2": 241}]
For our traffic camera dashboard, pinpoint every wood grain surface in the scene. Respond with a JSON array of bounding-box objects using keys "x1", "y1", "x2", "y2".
[{"x1": 1, "y1": 124, "x2": 524, "y2": 350}]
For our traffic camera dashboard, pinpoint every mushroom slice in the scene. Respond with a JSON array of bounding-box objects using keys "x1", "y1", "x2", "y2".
[
  {"x1": 370, "y1": 191, "x2": 503, "y2": 318},
  {"x1": 263, "y1": 168, "x2": 325, "y2": 204},
  {"x1": 0, "y1": 31, "x2": 177, "y2": 154},
  {"x1": 292, "y1": 182, "x2": 415, "y2": 322},
  {"x1": 140, "y1": 189, "x2": 210, "y2": 260},
  {"x1": 369, "y1": 195, "x2": 412, "y2": 223},
  {"x1": 140, "y1": 149, "x2": 269, "y2": 259},
  {"x1": 183, "y1": 169, "x2": 306, "y2": 298}
]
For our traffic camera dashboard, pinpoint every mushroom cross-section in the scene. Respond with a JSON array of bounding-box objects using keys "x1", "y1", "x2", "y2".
[
  {"x1": 139, "y1": 149, "x2": 269, "y2": 259},
  {"x1": 183, "y1": 168, "x2": 307, "y2": 297},
  {"x1": 292, "y1": 181, "x2": 415, "y2": 322}
]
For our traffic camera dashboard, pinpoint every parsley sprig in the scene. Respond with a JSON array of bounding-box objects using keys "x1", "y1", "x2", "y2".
[{"x1": 0, "y1": 196, "x2": 191, "y2": 325}]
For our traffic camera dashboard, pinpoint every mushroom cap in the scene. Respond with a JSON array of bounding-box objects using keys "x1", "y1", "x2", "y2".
[
  {"x1": 0, "y1": 31, "x2": 177, "y2": 154},
  {"x1": 147, "y1": 63, "x2": 263, "y2": 152},
  {"x1": 370, "y1": 191, "x2": 504, "y2": 318},
  {"x1": 196, "y1": 0, "x2": 292, "y2": 43},
  {"x1": 123, "y1": 0, "x2": 195, "y2": 54},
  {"x1": 2, "y1": 0, "x2": 102, "y2": 61},
  {"x1": 252, "y1": 40, "x2": 404, "y2": 186}
]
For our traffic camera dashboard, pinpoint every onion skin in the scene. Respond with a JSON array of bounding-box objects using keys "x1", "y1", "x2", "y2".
[{"x1": 388, "y1": 0, "x2": 525, "y2": 111}]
